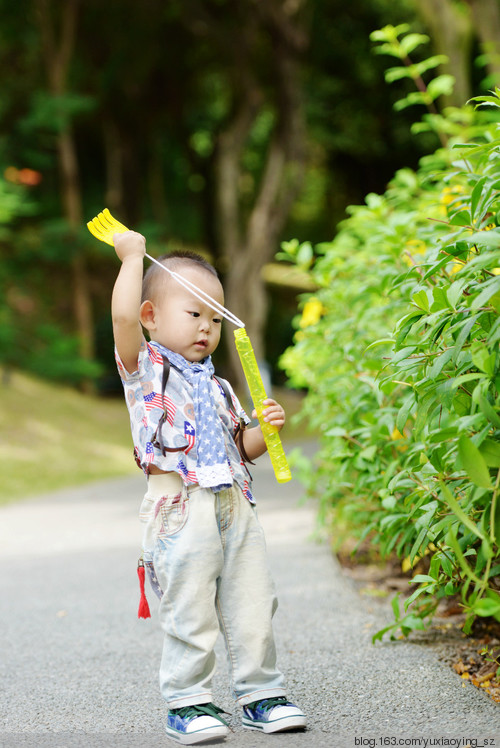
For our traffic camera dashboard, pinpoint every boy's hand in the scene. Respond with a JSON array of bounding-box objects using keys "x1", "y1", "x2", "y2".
[
  {"x1": 243, "y1": 399, "x2": 286, "y2": 461},
  {"x1": 113, "y1": 230, "x2": 146, "y2": 262},
  {"x1": 253, "y1": 399, "x2": 286, "y2": 431}
]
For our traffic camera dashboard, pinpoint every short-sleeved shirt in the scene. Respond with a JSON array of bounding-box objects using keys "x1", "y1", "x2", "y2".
[{"x1": 116, "y1": 340, "x2": 254, "y2": 502}]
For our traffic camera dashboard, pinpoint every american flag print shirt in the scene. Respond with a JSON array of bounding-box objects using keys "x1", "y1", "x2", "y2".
[{"x1": 116, "y1": 340, "x2": 255, "y2": 503}]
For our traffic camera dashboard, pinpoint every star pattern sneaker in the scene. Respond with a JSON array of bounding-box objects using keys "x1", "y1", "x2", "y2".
[
  {"x1": 242, "y1": 696, "x2": 306, "y2": 733},
  {"x1": 165, "y1": 702, "x2": 230, "y2": 745}
]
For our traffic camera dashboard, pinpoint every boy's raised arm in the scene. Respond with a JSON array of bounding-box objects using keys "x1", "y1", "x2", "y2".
[{"x1": 111, "y1": 231, "x2": 146, "y2": 374}]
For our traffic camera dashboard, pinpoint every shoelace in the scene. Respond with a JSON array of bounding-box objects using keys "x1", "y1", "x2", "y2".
[
  {"x1": 250, "y1": 696, "x2": 289, "y2": 712},
  {"x1": 171, "y1": 702, "x2": 229, "y2": 725}
]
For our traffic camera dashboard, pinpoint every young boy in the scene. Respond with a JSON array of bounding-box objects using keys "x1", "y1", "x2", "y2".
[{"x1": 112, "y1": 230, "x2": 306, "y2": 745}]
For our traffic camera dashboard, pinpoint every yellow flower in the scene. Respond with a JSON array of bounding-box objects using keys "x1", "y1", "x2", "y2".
[
  {"x1": 299, "y1": 297, "x2": 324, "y2": 328},
  {"x1": 440, "y1": 184, "x2": 465, "y2": 208},
  {"x1": 405, "y1": 239, "x2": 426, "y2": 255},
  {"x1": 402, "y1": 239, "x2": 426, "y2": 267},
  {"x1": 402, "y1": 556, "x2": 412, "y2": 573},
  {"x1": 449, "y1": 262, "x2": 464, "y2": 275}
]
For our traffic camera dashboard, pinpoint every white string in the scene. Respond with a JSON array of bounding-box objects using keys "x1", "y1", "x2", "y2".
[
  {"x1": 145, "y1": 253, "x2": 245, "y2": 329},
  {"x1": 88, "y1": 209, "x2": 244, "y2": 327}
]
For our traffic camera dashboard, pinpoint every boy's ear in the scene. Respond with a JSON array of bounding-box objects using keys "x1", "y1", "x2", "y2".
[{"x1": 139, "y1": 300, "x2": 156, "y2": 331}]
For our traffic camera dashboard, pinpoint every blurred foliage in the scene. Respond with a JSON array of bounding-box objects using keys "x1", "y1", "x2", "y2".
[
  {"x1": 280, "y1": 25, "x2": 500, "y2": 637},
  {"x1": 0, "y1": 0, "x2": 430, "y2": 387}
]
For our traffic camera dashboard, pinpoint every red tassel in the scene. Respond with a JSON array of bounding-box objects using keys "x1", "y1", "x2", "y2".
[{"x1": 137, "y1": 560, "x2": 151, "y2": 619}]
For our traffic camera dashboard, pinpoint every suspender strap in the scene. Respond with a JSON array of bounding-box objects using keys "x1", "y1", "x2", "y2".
[
  {"x1": 151, "y1": 356, "x2": 186, "y2": 455},
  {"x1": 213, "y1": 374, "x2": 255, "y2": 466}
]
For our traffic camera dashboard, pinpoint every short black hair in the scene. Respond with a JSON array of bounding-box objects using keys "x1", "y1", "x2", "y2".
[{"x1": 141, "y1": 250, "x2": 219, "y2": 304}]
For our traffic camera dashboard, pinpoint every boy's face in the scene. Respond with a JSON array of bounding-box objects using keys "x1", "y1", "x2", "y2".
[{"x1": 141, "y1": 266, "x2": 224, "y2": 362}]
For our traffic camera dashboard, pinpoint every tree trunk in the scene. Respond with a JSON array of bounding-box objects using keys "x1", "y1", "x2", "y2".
[
  {"x1": 59, "y1": 127, "x2": 94, "y2": 365},
  {"x1": 103, "y1": 118, "x2": 125, "y2": 215},
  {"x1": 468, "y1": 0, "x2": 500, "y2": 85},
  {"x1": 215, "y1": 0, "x2": 308, "y2": 393},
  {"x1": 414, "y1": 0, "x2": 474, "y2": 106},
  {"x1": 36, "y1": 0, "x2": 95, "y2": 390}
]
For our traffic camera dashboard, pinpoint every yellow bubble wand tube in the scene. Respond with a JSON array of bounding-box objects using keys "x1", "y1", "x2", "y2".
[
  {"x1": 87, "y1": 209, "x2": 292, "y2": 484},
  {"x1": 233, "y1": 328, "x2": 292, "y2": 483}
]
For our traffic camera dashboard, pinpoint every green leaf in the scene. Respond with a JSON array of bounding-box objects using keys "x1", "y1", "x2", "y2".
[
  {"x1": 471, "y1": 94, "x2": 500, "y2": 109},
  {"x1": 471, "y1": 278, "x2": 500, "y2": 311},
  {"x1": 449, "y1": 210, "x2": 471, "y2": 226},
  {"x1": 296, "y1": 241, "x2": 314, "y2": 267},
  {"x1": 472, "y1": 596, "x2": 500, "y2": 617},
  {"x1": 431, "y1": 286, "x2": 451, "y2": 311},
  {"x1": 325, "y1": 426, "x2": 347, "y2": 437},
  {"x1": 360, "y1": 445, "x2": 377, "y2": 461},
  {"x1": 470, "y1": 175, "x2": 488, "y2": 221},
  {"x1": 422, "y1": 254, "x2": 455, "y2": 280},
  {"x1": 405, "y1": 585, "x2": 433, "y2": 608},
  {"x1": 414, "y1": 55, "x2": 448, "y2": 75},
  {"x1": 364, "y1": 338, "x2": 394, "y2": 353},
  {"x1": 385, "y1": 66, "x2": 413, "y2": 83},
  {"x1": 447, "y1": 280, "x2": 466, "y2": 309},
  {"x1": 458, "y1": 435, "x2": 493, "y2": 489},
  {"x1": 399, "y1": 32, "x2": 429, "y2": 56},
  {"x1": 428, "y1": 348, "x2": 454, "y2": 379},
  {"x1": 480, "y1": 439, "x2": 500, "y2": 467},
  {"x1": 400, "y1": 613, "x2": 427, "y2": 636},
  {"x1": 466, "y1": 229, "x2": 500, "y2": 248},
  {"x1": 452, "y1": 314, "x2": 479, "y2": 363},
  {"x1": 426, "y1": 75, "x2": 455, "y2": 101},
  {"x1": 396, "y1": 391, "x2": 415, "y2": 432},
  {"x1": 441, "y1": 479, "x2": 487, "y2": 538},
  {"x1": 411, "y1": 574, "x2": 436, "y2": 584},
  {"x1": 370, "y1": 24, "x2": 411, "y2": 43},
  {"x1": 409, "y1": 526, "x2": 428, "y2": 564},
  {"x1": 477, "y1": 394, "x2": 500, "y2": 428},
  {"x1": 471, "y1": 343, "x2": 496, "y2": 377},
  {"x1": 391, "y1": 593, "x2": 401, "y2": 620},
  {"x1": 391, "y1": 346, "x2": 416, "y2": 364},
  {"x1": 495, "y1": 495, "x2": 500, "y2": 546},
  {"x1": 412, "y1": 289, "x2": 430, "y2": 312},
  {"x1": 445, "y1": 526, "x2": 482, "y2": 584},
  {"x1": 395, "y1": 92, "x2": 431, "y2": 111}
]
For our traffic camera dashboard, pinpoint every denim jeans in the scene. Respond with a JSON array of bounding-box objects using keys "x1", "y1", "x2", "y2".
[{"x1": 140, "y1": 473, "x2": 286, "y2": 709}]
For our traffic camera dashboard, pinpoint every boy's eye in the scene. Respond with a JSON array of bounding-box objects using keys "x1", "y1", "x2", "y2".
[
  {"x1": 213, "y1": 317, "x2": 222, "y2": 324},
  {"x1": 189, "y1": 311, "x2": 200, "y2": 318}
]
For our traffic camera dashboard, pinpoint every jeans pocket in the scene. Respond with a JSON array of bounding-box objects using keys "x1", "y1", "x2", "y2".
[
  {"x1": 158, "y1": 492, "x2": 189, "y2": 537},
  {"x1": 139, "y1": 495, "x2": 155, "y2": 524}
]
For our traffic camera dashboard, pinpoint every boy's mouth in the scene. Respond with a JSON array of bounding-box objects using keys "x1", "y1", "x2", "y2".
[{"x1": 195, "y1": 339, "x2": 208, "y2": 349}]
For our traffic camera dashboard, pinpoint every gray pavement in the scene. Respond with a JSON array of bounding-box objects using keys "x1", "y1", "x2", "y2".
[{"x1": 1, "y1": 443, "x2": 499, "y2": 748}]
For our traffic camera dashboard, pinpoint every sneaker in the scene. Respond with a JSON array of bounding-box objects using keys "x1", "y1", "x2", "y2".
[
  {"x1": 165, "y1": 703, "x2": 230, "y2": 745},
  {"x1": 242, "y1": 696, "x2": 306, "y2": 733}
]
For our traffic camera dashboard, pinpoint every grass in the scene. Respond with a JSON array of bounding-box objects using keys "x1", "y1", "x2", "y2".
[
  {"x1": 0, "y1": 369, "x2": 307, "y2": 505},
  {"x1": 0, "y1": 369, "x2": 136, "y2": 505}
]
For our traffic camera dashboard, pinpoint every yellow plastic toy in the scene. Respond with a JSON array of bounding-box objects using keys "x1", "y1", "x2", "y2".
[
  {"x1": 87, "y1": 209, "x2": 292, "y2": 484},
  {"x1": 234, "y1": 328, "x2": 292, "y2": 483}
]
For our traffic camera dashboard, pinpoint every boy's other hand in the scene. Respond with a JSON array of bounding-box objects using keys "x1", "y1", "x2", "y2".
[
  {"x1": 253, "y1": 399, "x2": 286, "y2": 431},
  {"x1": 113, "y1": 230, "x2": 146, "y2": 262}
]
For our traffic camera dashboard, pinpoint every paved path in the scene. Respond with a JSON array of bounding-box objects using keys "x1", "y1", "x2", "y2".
[{"x1": 1, "y1": 444, "x2": 499, "y2": 748}]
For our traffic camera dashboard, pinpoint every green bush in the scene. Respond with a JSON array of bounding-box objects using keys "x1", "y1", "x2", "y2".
[{"x1": 280, "y1": 26, "x2": 500, "y2": 638}]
